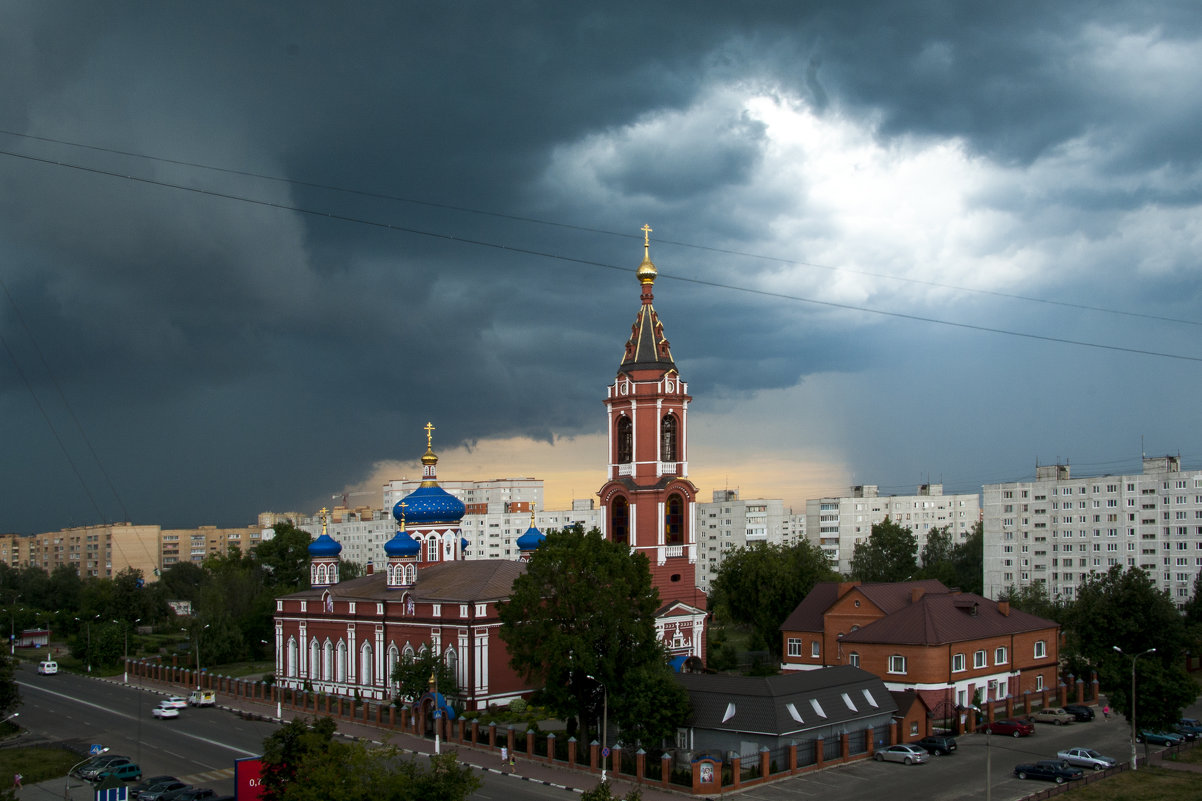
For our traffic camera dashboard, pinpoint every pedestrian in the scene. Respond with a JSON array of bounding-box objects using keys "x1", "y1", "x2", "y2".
[
  {"x1": 1103, "y1": 705, "x2": 1110, "y2": 720},
  {"x1": 509, "y1": 752, "x2": 516, "y2": 771},
  {"x1": 12, "y1": 772, "x2": 21, "y2": 789},
  {"x1": 500, "y1": 746, "x2": 508, "y2": 770}
]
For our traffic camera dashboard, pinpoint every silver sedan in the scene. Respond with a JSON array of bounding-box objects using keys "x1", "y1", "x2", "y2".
[
  {"x1": 1056, "y1": 747, "x2": 1116, "y2": 770},
  {"x1": 874, "y1": 744, "x2": 929, "y2": 765}
]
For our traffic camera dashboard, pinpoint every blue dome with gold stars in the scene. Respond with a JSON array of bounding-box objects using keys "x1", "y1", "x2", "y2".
[
  {"x1": 393, "y1": 485, "x2": 466, "y2": 525},
  {"x1": 516, "y1": 521, "x2": 545, "y2": 551}
]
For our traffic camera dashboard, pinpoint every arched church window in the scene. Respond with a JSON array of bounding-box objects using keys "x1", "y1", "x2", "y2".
[
  {"x1": 445, "y1": 648, "x2": 458, "y2": 684},
  {"x1": 323, "y1": 640, "x2": 334, "y2": 682},
  {"x1": 616, "y1": 417, "x2": 633, "y2": 464},
  {"x1": 336, "y1": 641, "x2": 347, "y2": 683},
  {"x1": 665, "y1": 493, "x2": 684, "y2": 544},
  {"x1": 427, "y1": 537, "x2": 439, "y2": 562},
  {"x1": 309, "y1": 639, "x2": 320, "y2": 680},
  {"x1": 360, "y1": 642, "x2": 373, "y2": 686},
  {"x1": 661, "y1": 414, "x2": 678, "y2": 462},
  {"x1": 388, "y1": 645, "x2": 400, "y2": 689},
  {"x1": 287, "y1": 637, "x2": 298, "y2": 678},
  {"x1": 402, "y1": 644, "x2": 415, "y2": 663},
  {"x1": 611, "y1": 496, "x2": 630, "y2": 545}
]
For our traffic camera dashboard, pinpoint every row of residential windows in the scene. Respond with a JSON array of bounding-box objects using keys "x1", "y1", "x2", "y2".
[{"x1": 786, "y1": 639, "x2": 1048, "y2": 672}]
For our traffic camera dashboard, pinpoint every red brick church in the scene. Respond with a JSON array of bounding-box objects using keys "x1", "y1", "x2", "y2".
[{"x1": 272, "y1": 229, "x2": 707, "y2": 709}]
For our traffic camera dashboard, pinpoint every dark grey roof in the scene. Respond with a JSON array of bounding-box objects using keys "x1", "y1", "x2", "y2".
[{"x1": 675, "y1": 666, "x2": 898, "y2": 737}]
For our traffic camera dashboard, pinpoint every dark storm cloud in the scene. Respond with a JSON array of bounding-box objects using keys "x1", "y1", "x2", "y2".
[{"x1": 1, "y1": 1, "x2": 1199, "y2": 533}]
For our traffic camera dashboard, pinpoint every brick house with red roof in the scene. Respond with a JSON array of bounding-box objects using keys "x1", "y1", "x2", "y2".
[{"x1": 780, "y1": 581, "x2": 1060, "y2": 719}]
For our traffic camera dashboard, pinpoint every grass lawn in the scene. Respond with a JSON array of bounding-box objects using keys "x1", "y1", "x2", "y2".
[
  {"x1": 1062, "y1": 766, "x2": 1201, "y2": 801},
  {"x1": 0, "y1": 745, "x2": 83, "y2": 784}
]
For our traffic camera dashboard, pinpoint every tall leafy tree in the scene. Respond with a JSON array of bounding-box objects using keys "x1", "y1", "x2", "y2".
[
  {"x1": 254, "y1": 522, "x2": 314, "y2": 591},
  {"x1": 949, "y1": 522, "x2": 984, "y2": 595},
  {"x1": 1062, "y1": 565, "x2": 1197, "y2": 729},
  {"x1": 710, "y1": 540, "x2": 838, "y2": 658},
  {"x1": 497, "y1": 526, "x2": 687, "y2": 746},
  {"x1": 849, "y1": 517, "x2": 918, "y2": 583}
]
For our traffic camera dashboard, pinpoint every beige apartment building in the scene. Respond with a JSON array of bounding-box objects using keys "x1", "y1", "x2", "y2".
[{"x1": 0, "y1": 521, "x2": 267, "y2": 579}]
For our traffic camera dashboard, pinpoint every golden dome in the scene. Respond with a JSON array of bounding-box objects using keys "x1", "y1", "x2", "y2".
[{"x1": 637, "y1": 223, "x2": 657, "y2": 284}]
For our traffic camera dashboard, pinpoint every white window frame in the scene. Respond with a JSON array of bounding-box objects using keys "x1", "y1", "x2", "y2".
[{"x1": 888, "y1": 655, "x2": 907, "y2": 674}]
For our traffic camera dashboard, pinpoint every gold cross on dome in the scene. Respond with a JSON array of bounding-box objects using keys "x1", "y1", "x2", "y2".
[
  {"x1": 424, "y1": 421, "x2": 435, "y2": 449},
  {"x1": 641, "y1": 223, "x2": 652, "y2": 247}
]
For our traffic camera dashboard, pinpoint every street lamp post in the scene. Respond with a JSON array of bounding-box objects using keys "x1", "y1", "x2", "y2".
[
  {"x1": 1113, "y1": 645, "x2": 1156, "y2": 771},
  {"x1": 429, "y1": 667, "x2": 441, "y2": 755},
  {"x1": 75, "y1": 615, "x2": 99, "y2": 673},
  {"x1": 65, "y1": 746, "x2": 107, "y2": 800},
  {"x1": 195, "y1": 624, "x2": 210, "y2": 690},
  {"x1": 121, "y1": 619, "x2": 141, "y2": 684},
  {"x1": 587, "y1": 675, "x2": 608, "y2": 783}
]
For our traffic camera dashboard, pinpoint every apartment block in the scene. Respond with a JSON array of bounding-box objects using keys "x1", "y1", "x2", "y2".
[
  {"x1": 982, "y1": 455, "x2": 1202, "y2": 606},
  {"x1": 694, "y1": 490, "x2": 804, "y2": 592},
  {"x1": 806, "y1": 484, "x2": 980, "y2": 574}
]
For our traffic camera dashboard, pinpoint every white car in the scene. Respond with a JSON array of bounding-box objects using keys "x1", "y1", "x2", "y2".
[
  {"x1": 36, "y1": 660, "x2": 58, "y2": 675},
  {"x1": 874, "y1": 744, "x2": 929, "y2": 765},
  {"x1": 152, "y1": 702, "x2": 180, "y2": 719},
  {"x1": 1056, "y1": 747, "x2": 1117, "y2": 770},
  {"x1": 162, "y1": 696, "x2": 188, "y2": 709}
]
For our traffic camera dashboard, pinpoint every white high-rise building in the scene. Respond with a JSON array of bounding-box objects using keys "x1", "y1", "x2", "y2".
[
  {"x1": 694, "y1": 490, "x2": 805, "y2": 592},
  {"x1": 982, "y1": 455, "x2": 1202, "y2": 606},
  {"x1": 805, "y1": 484, "x2": 980, "y2": 574}
]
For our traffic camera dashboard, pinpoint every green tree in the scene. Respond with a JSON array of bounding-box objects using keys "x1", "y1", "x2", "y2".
[
  {"x1": 998, "y1": 582, "x2": 1064, "y2": 622},
  {"x1": 254, "y1": 523, "x2": 314, "y2": 591},
  {"x1": 498, "y1": 526, "x2": 685, "y2": 746},
  {"x1": 581, "y1": 781, "x2": 643, "y2": 801},
  {"x1": 1063, "y1": 565, "x2": 1198, "y2": 730},
  {"x1": 710, "y1": 540, "x2": 838, "y2": 659},
  {"x1": 391, "y1": 647, "x2": 461, "y2": 706},
  {"x1": 0, "y1": 655, "x2": 19, "y2": 718},
  {"x1": 849, "y1": 517, "x2": 918, "y2": 583},
  {"x1": 260, "y1": 715, "x2": 479, "y2": 801},
  {"x1": 949, "y1": 522, "x2": 984, "y2": 595}
]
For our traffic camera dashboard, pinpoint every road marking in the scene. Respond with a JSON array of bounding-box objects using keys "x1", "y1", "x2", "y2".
[{"x1": 18, "y1": 680, "x2": 260, "y2": 757}]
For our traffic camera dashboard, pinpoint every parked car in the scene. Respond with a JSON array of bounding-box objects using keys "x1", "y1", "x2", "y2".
[
  {"x1": 152, "y1": 701, "x2": 180, "y2": 719},
  {"x1": 1062, "y1": 704, "x2": 1095, "y2": 721},
  {"x1": 36, "y1": 660, "x2": 57, "y2": 675},
  {"x1": 131, "y1": 776, "x2": 179, "y2": 799},
  {"x1": 139, "y1": 782, "x2": 189, "y2": 801},
  {"x1": 162, "y1": 696, "x2": 188, "y2": 709},
  {"x1": 1178, "y1": 718, "x2": 1202, "y2": 736},
  {"x1": 874, "y1": 744, "x2": 929, "y2": 765},
  {"x1": 80, "y1": 758, "x2": 134, "y2": 781},
  {"x1": 1171, "y1": 723, "x2": 1198, "y2": 741},
  {"x1": 1014, "y1": 759, "x2": 1084, "y2": 784},
  {"x1": 188, "y1": 690, "x2": 216, "y2": 707},
  {"x1": 981, "y1": 718, "x2": 1035, "y2": 737},
  {"x1": 161, "y1": 789, "x2": 217, "y2": 801},
  {"x1": 73, "y1": 755, "x2": 129, "y2": 778},
  {"x1": 1136, "y1": 730, "x2": 1184, "y2": 746},
  {"x1": 95, "y1": 762, "x2": 143, "y2": 782},
  {"x1": 915, "y1": 735, "x2": 957, "y2": 755},
  {"x1": 1056, "y1": 747, "x2": 1117, "y2": 770},
  {"x1": 1032, "y1": 708, "x2": 1075, "y2": 726}
]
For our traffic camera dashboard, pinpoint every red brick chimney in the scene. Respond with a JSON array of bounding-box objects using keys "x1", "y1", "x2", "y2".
[
  {"x1": 997, "y1": 600, "x2": 1010, "y2": 616},
  {"x1": 910, "y1": 587, "x2": 926, "y2": 604}
]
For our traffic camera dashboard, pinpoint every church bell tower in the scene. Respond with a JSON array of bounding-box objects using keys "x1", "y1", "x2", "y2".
[{"x1": 597, "y1": 225, "x2": 706, "y2": 665}]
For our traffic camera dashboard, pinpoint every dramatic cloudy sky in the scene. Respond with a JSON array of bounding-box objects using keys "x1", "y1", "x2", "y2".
[{"x1": 2, "y1": 2, "x2": 1200, "y2": 534}]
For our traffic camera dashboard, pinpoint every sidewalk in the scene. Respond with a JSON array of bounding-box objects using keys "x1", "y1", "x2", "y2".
[{"x1": 126, "y1": 674, "x2": 689, "y2": 800}]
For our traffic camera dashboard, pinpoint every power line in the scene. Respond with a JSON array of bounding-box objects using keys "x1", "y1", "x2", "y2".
[
  {"x1": 1, "y1": 146, "x2": 1199, "y2": 364},
  {"x1": 0, "y1": 128, "x2": 1198, "y2": 329}
]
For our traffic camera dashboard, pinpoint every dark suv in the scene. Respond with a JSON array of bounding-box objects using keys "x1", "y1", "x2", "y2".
[
  {"x1": 915, "y1": 735, "x2": 957, "y2": 755},
  {"x1": 1062, "y1": 704, "x2": 1094, "y2": 721}
]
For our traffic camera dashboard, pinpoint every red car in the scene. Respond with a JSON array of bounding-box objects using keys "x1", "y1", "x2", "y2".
[{"x1": 982, "y1": 718, "x2": 1035, "y2": 737}]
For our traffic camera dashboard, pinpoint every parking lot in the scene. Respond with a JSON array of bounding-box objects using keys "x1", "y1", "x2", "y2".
[{"x1": 734, "y1": 704, "x2": 1182, "y2": 801}]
